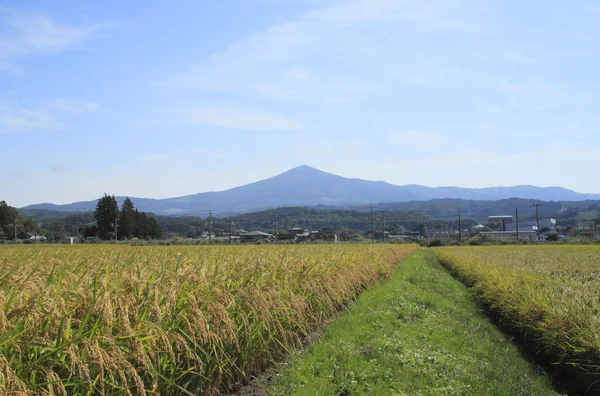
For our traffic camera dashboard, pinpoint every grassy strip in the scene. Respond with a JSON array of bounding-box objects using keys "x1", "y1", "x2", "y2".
[
  {"x1": 268, "y1": 249, "x2": 558, "y2": 395},
  {"x1": 436, "y1": 245, "x2": 600, "y2": 394}
]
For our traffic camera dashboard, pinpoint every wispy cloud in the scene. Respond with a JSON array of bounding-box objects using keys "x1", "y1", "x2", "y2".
[
  {"x1": 483, "y1": 77, "x2": 569, "y2": 110},
  {"x1": 307, "y1": 0, "x2": 474, "y2": 31},
  {"x1": 0, "y1": 98, "x2": 106, "y2": 132},
  {"x1": 0, "y1": 7, "x2": 103, "y2": 71},
  {"x1": 42, "y1": 98, "x2": 106, "y2": 114},
  {"x1": 172, "y1": 104, "x2": 302, "y2": 130},
  {"x1": 160, "y1": 0, "x2": 474, "y2": 103},
  {"x1": 0, "y1": 104, "x2": 64, "y2": 131}
]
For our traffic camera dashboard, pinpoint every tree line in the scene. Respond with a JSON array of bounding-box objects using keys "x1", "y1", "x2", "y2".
[
  {"x1": 93, "y1": 194, "x2": 162, "y2": 240},
  {"x1": 0, "y1": 200, "x2": 19, "y2": 240}
]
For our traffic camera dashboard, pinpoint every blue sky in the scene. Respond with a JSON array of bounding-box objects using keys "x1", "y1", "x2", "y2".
[{"x1": 1, "y1": 0, "x2": 599, "y2": 206}]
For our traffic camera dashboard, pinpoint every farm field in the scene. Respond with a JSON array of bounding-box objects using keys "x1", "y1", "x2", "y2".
[
  {"x1": 436, "y1": 245, "x2": 600, "y2": 393},
  {"x1": 267, "y1": 250, "x2": 558, "y2": 395},
  {"x1": 0, "y1": 243, "x2": 417, "y2": 395}
]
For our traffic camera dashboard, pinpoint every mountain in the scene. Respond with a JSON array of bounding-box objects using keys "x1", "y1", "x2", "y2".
[{"x1": 22, "y1": 165, "x2": 600, "y2": 215}]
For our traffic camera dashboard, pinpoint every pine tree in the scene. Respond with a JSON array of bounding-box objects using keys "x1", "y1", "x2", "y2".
[
  {"x1": 0, "y1": 200, "x2": 18, "y2": 240},
  {"x1": 95, "y1": 194, "x2": 119, "y2": 240},
  {"x1": 132, "y1": 209, "x2": 163, "y2": 240},
  {"x1": 146, "y1": 216, "x2": 163, "y2": 239},
  {"x1": 119, "y1": 197, "x2": 136, "y2": 239}
]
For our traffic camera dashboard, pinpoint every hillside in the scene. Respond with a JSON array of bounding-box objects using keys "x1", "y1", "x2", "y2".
[{"x1": 23, "y1": 166, "x2": 600, "y2": 215}]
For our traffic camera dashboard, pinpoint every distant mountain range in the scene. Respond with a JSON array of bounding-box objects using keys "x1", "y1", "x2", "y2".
[{"x1": 22, "y1": 165, "x2": 600, "y2": 216}]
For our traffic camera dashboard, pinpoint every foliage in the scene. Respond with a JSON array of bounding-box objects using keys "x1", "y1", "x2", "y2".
[
  {"x1": 270, "y1": 250, "x2": 557, "y2": 395},
  {"x1": 436, "y1": 245, "x2": 600, "y2": 393},
  {"x1": 0, "y1": 200, "x2": 18, "y2": 239},
  {"x1": 119, "y1": 197, "x2": 136, "y2": 239},
  {"x1": 0, "y1": 243, "x2": 417, "y2": 394},
  {"x1": 94, "y1": 194, "x2": 119, "y2": 240},
  {"x1": 428, "y1": 238, "x2": 443, "y2": 247},
  {"x1": 134, "y1": 210, "x2": 163, "y2": 240}
]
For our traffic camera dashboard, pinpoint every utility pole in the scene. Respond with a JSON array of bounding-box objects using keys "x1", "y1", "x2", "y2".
[
  {"x1": 208, "y1": 210, "x2": 212, "y2": 244},
  {"x1": 533, "y1": 203, "x2": 541, "y2": 240},
  {"x1": 14, "y1": 220, "x2": 17, "y2": 242},
  {"x1": 458, "y1": 212, "x2": 462, "y2": 243},
  {"x1": 516, "y1": 208, "x2": 519, "y2": 242},
  {"x1": 275, "y1": 212, "x2": 278, "y2": 241},
  {"x1": 34, "y1": 218, "x2": 37, "y2": 243},
  {"x1": 57, "y1": 215, "x2": 60, "y2": 243},
  {"x1": 370, "y1": 206, "x2": 374, "y2": 243},
  {"x1": 381, "y1": 211, "x2": 385, "y2": 242},
  {"x1": 114, "y1": 216, "x2": 118, "y2": 243},
  {"x1": 229, "y1": 219, "x2": 234, "y2": 245}
]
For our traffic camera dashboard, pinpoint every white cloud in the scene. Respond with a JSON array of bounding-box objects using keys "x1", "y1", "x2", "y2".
[
  {"x1": 307, "y1": 0, "x2": 473, "y2": 31},
  {"x1": 0, "y1": 98, "x2": 106, "y2": 132},
  {"x1": 483, "y1": 77, "x2": 570, "y2": 110},
  {"x1": 0, "y1": 7, "x2": 103, "y2": 70},
  {"x1": 0, "y1": 104, "x2": 64, "y2": 131},
  {"x1": 160, "y1": 0, "x2": 474, "y2": 103},
  {"x1": 42, "y1": 98, "x2": 106, "y2": 114},
  {"x1": 173, "y1": 104, "x2": 302, "y2": 130}
]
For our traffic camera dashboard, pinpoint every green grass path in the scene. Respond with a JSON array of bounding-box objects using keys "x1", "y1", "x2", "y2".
[{"x1": 267, "y1": 249, "x2": 559, "y2": 395}]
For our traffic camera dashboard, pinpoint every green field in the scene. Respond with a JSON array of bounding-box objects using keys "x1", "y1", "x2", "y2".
[{"x1": 268, "y1": 250, "x2": 558, "y2": 395}]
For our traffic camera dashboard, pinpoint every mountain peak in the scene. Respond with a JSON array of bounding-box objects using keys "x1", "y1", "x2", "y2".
[
  {"x1": 286, "y1": 165, "x2": 322, "y2": 173},
  {"x1": 273, "y1": 165, "x2": 332, "y2": 179},
  {"x1": 21, "y1": 166, "x2": 600, "y2": 215}
]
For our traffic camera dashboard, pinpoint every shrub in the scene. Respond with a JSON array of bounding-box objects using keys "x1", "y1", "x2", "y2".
[{"x1": 429, "y1": 239, "x2": 444, "y2": 247}]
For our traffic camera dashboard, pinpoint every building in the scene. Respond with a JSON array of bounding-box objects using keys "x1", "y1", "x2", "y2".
[
  {"x1": 276, "y1": 233, "x2": 297, "y2": 241},
  {"x1": 389, "y1": 235, "x2": 411, "y2": 240},
  {"x1": 487, "y1": 214, "x2": 556, "y2": 240},
  {"x1": 505, "y1": 218, "x2": 556, "y2": 232},
  {"x1": 426, "y1": 229, "x2": 468, "y2": 240},
  {"x1": 488, "y1": 216, "x2": 514, "y2": 231},
  {"x1": 408, "y1": 231, "x2": 422, "y2": 239},
  {"x1": 17, "y1": 232, "x2": 47, "y2": 241},
  {"x1": 480, "y1": 230, "x2": 538, "y2": 241},
  {"x1": 240, "y1": 231, "x2": 274, "y2": 243}
]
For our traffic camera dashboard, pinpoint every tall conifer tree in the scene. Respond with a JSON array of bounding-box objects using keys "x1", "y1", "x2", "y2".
[{"x1": 95, "y1": 194, "x2": 119, "y2": 240}]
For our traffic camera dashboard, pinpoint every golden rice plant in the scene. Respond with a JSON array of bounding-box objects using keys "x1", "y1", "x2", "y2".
[
  {"x1": 436, "y1": 245, "x2": 600, "y2": 384},
  {"x1": 0, "y1": 243, "x2": 417, "y2": 395}
]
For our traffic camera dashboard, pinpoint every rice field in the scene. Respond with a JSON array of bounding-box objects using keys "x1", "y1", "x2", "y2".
[
  {"x1": 436, "y1": 245, "x2": 600, "y2": 391},
  {"x1": 0, "y1": 243, "x2": 417, "y2": 395}
]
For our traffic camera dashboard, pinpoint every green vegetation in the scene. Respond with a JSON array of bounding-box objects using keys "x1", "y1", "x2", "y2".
[
  {"x1": 5, "y1": 197, "x2": 600, "y2": 241},
  {"x1": 436, "y1": 245, "x2": 600, "y2": 393},
  {"x1": 269, "y1": 250, "x2": 558, "y2": 395},
  {"x1": 94, "y1": 194, "x2": 162, "y2": 240},
  {"x1": 0, "y1": 200, "x2": 19, "y2": 240}
]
